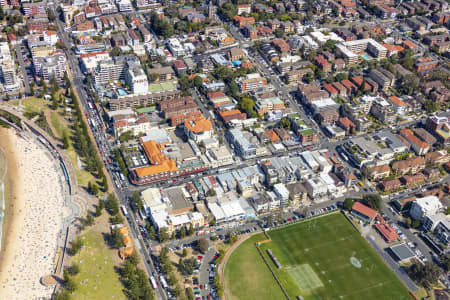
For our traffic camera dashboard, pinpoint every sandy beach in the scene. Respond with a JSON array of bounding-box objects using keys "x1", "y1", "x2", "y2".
[{"x1": 0, "y1": 128, "x2": 66, "y2": 299}]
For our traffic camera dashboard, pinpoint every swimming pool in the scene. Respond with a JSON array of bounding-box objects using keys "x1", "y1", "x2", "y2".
[
  {"x1": 118, "y1": 89, "x2": 126, "y2": 96},
  {"x1": 362, "y1": 54, "x2": 371, "y2": 60}
]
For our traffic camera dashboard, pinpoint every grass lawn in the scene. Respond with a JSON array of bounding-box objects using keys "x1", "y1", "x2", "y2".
[
  {"x1": 224, "y1": 235, "x2": 285, "y2": 300},
  {"x1": 70, "y1": 222, "x2": 126, "y2": 300},
  {"x1": 225, "y1": 213, "x2": 411, "y2": 300},
  {"x1": 16, "y1": 96, "x2": 96, "y2": 187}
]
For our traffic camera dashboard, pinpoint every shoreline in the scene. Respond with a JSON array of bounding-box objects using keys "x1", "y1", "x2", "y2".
[
  {"x1": 0, "y1": 128, "x2": 19, "y2": 275},
  {"x1": 0, "y1": 127, "x2": 66, "y2": 299}
]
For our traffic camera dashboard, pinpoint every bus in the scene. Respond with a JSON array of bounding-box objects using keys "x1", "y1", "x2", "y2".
[
  {"x1": 339, "y1": 152, "x2": 349, "y2": 161},
  {"x1": 121, "y1": 205, "x2": 129, "y2": 217},
  {"x1": 150, "y1": 276, "x2": 157, "y2": 289},
  {"x1": 159, "y1": 275, "x2": 168, "y2": 289}
]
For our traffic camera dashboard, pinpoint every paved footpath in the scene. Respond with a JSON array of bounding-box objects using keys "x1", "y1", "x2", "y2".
[{"x1": 365, "y1": 235, "x2": 418, "y2": 293}]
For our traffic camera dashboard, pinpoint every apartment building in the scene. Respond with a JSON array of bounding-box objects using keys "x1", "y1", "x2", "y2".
[
  {"x1": 33, "y1": 51, "x2": 67, "y2": 80},
  {"x1": 226, "y1": 129, "x2": 257, "y2": 159},
  {"x1": 126, "y1": 62, "x2": 149, "y2": 95},
  {"x1": 236, "y1": 73, "x2": 267, "y2": 92}
]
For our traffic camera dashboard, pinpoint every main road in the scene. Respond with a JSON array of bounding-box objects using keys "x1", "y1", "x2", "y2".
[{"x1": 49, "y1": 3, "x2": 167, "y2": 299}]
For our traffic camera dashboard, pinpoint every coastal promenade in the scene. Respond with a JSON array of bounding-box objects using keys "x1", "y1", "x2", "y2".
[{"x1": 0, "y1": 105, "x2": 84, "y2": 298}]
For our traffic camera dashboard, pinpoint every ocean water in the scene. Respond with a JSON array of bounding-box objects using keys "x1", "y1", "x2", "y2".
[{"x1": 0, "y1": 147, "x2": 7, "y2": 252}]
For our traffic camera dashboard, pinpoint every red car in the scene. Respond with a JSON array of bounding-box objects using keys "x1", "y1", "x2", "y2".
[
  {"x1": 200, "y1": 284, "x2": 203, "y2": 289},
  {"x1": 288, "y1": 218, "x2": 292, "y2": 222}
]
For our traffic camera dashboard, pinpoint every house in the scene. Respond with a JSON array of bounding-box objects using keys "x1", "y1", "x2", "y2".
[
  {"x1": 380, "y1": 178, "x2": 401, "y2": 192},
  {"x1": 416, "y1": 57, "x2": 439, "y2": 73},
  {"x1": 393, "y1": 196, "x2": 415, "y2": 212},
  {"x1": 234, "y1": 16, "x2": 255, "y2": 27},
  {"x1": 184, "y1": 115, "x2": 213, "y2": 142},
  {"x1": 387, "y1": 96, "x2": 406, "y2": 115},
  {"x1": 323, "y1": 84, "x2": 338, "y2": 98},
  {"x1": 414, "y1": 128, "x2": 437, "y2": 146},
  {"x1": 375, "y1": 222, "x2": 399, "y2": 243},
  {"x1": 367, "y1": 164, "x2": 390, "y2": 181},
  {"x1": 272, "y1": 39, "x2": 290, "y2": 55},
  {"x1": 315, "y1": 55, "x2": 332, "y2": 73},
  {"x1": 334, "y1": 58, "x2": 346, "y2": 71},
  {"x1": 172, "y1": 60, "x2": 187, "y2": 76},
  {"x1": 242, "y1": 24, "x2": 258, "y2": 39},
  {"x1": 400, "y1": 174, "x2": 426, "y2": 186},
  {"x1": 237, "y1": 4, "x2": 251, "y2": 15},
  {"x1": 425, "y1": 150, "x2": 449, "y2": 165},
  {"x1": 351, "y1": 202, "x2": 378, "y2": 223},
  {"x1": 337, "y1": 117, "x2": 356, "y2": 134},
  {"x1": 341, "y1": 80, "x2": 358, "y2": 95},
  {"x1": 400, "y1": 128, "x2": 430, "y2": 155},
  {"x1": 267, "y1": 129, "x2": 281, "y2": 143},
  {"x1": 317, "y1": 110, "x2": 339, "y2": 124},
  {"x1": 410, "y1": 196, "x2": 443, "y2": 221},
  {"x1": 228, "y1": 48, "x2": 246, "y2": 62},
  {"x1": 391, "y1": 156, "x2": 425, "y2": 175}
]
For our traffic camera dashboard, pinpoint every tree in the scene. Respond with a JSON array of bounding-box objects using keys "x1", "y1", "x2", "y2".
[
  {"x1": 105, "y1": 193, "x2": 119, "y2": 215},
  {"x1": 110, "y1": 47, "x2": 123, "y2": 57},
  {"x1": 18, "y1": 92, "x2": 22, "y2": 99},
  {"x1": 441, "y1": 254, "x2": 450, "y2": 271},
  {"x1": 171, "y1": 231, "x2": 176, "y2": 240},
  {"x1": 111, "y1": 228, "x2": 125, "y2": 249},
  {"x1": 198, "y1": 238, "x2": 209, "y2": 253},
  {"x1": 408, "y1": 262, "x2": 442, "y2": 289},
  {"x1": 405, "y1": 216, "x2": 412, "y2": 228},
  {"x1": 343, "y1": 198, "x2": 354, "y2": 211},
  {"x1": 85, "y1": 211, "x2": 94, "y2": 226},
  {"x1": 274, "y1": 29, "x2": 284, "y2": 38},
  {"x1": 159, "y1": 227, "x2": 170, "y2": 242},
  {"x1": 132, "y1": 191, "x2": 143, "y2": 211},
  {"x1": 62, "y1": 131, "x2": 70, "y2": 149},
  {"x1": 424, "y1": 99, "x2": 440, "y2": 114},
  {"x1": 217, "y1": 2, "x2": 237, "y2": 22},
  {"x1": 182, "y1": 248, "x2": 187, "y2": 257},
  {"x1": 179, "y1": 226, "x2": 186, "y2": 239},
  {"x1": 95, "y1": 204, "x2": 102, "y2": 217},
  {"x1": 228, "y1": 232, "x2": 237, "y2": 244},
  {"x1": 149, "y1": 73, "x2": 159, "y2": 82},
  {"x1": 193, "y1": 76, "x2": 203, "y2": 88},
  {"x1": 362, "y1": 194, "x2": 382, "y2": 211},
  {"x1": 280, "y1": 118, "x2": 291, "y2": 129},
  {"x1": 148, "y1": 225, "x2": 156, "y2": 240},
  {"x1": 91, "y1": 184, "x2": 99, "y2": 195},
  {"x1": 238, "y1": 97, "x2": 257, "y2": 118},
  {"x1": 128, "y1": 251, "x2": 139, "y2": 266},
  {"x1": 70, "y1": 237, "x2": 84, "y2": 255},
  {"x1": 67, "y1": 263, "x2": 80, "y2": 276},
  {"x1": 53, "y1": 290, "x2": 71, "y2": 300},
  {"x1": 188, "y1": 223, "x2": 194, "y2": 236},
  {"x1": 65, "y1": 277, "x2": 77, "y2": 293},
  {"x1": 206, "y1": 189, "x2": 216, "y2": 197},
  {"x1": 101, "y1": 175, "x2": 108, "y2": 192}
]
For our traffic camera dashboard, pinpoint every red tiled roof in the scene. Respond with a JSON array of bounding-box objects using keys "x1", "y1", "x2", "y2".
[
  {"x1": 352, "y1": 202, "x2": 378, "y2": 219},
  {"x1": 375, "y1": 223, "x2": 399, "y2": 242},
  {"x1": 323, "y1": 83, "x2": 338, "y2": 94},
  {"x1": 208, "y1": 91, "x2": 226, "y2": 99}
]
